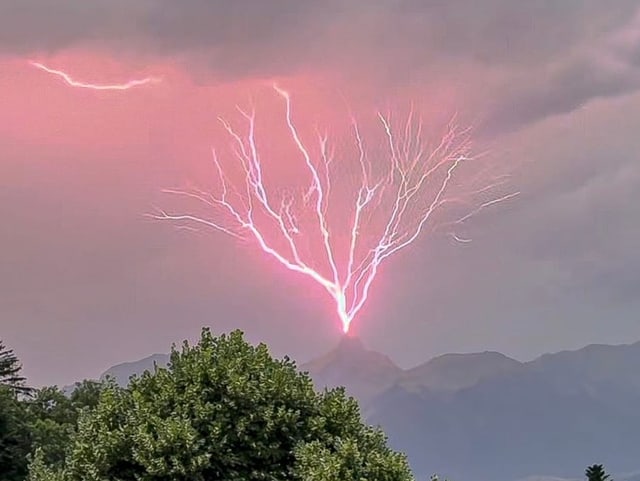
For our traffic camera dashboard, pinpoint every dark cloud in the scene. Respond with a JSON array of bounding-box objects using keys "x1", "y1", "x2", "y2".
[
  {"x1": 483, "y1": 8, "x2": 640, "y2": 134},
  {"x1": 3, "y1": 1, "x2": 640, "y2": 131},
  {"x1": 385, "y1": 0, "x2": 636, "y2": 65},
  {"x1": 481, "y1": 92, "x2": 640, "y2": 317},
  {"x1": 0, "y1": 0, "x2": 146, "y2": 53},
  {"x1": 0, "y1": 1, "x2": 636, "y2": 71}
]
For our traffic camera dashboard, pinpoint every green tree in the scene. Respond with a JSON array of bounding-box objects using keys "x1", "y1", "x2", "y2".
[
  {"x1": 27, "y1": 386, "x2": 74, "y2": 467},
  {"x1": 26, "y1": 381, "x2": 103, "y2": 467},
  {"x1": 68, "y1": 380, "x2": 102, "y2": 411},
  {"x1": 0, "y1": 340, "x2": 31, "y2": 394},
  {"x1": 29, "y1": 329, "x2": 414, "y2": 481},
  {"x1": 586, "y1": 464, "x2": 611, "y2": 481},
  {"x1": 25, "y1": 449, "x2": 66, "y2": 481},
  {"x1": 0, "y1": 386, "x2": 32, "y2": 481},
  {"x1": 0, "y1": 340, "x2": 33, "y2": 480}
]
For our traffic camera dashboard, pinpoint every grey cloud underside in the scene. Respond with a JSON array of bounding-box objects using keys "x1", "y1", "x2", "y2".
[
  {"x1": 4, "y1": 1, "x2": 640, "y2": 132},
  {"x1": 0, "y1": 1, "x2": 635, "y2": 65},
  {"x1": 484, "y1": 10, "x2": 640, "y2": 134}
]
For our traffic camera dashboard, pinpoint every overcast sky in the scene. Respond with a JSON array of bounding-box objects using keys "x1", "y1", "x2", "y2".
[{"x1": 1, "y1": 0, "x2": 639, "y2": 387}]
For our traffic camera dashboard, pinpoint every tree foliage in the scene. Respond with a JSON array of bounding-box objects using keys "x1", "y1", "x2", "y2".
[
  {"x1": 0, "y1": 387, "x2": 32, "y2": 481},
  {"x1": 29, "y1": 329, "x2": 414, "y2": 481},
  {"x1": 26, "y1": 381, "x2": 103, "y2": 467},
  {"x1": 0, "y1": 339, "x2": 33, "y2": 481},
  {"x1": 0, "y1": 340, "x2": 30, "y2": 394},
  {"x1": 586, "y1": 464, "x2": 611, "y2": 481},
  {"x1": 0, "y1": 341, "x2": 102, "y2": 481}
]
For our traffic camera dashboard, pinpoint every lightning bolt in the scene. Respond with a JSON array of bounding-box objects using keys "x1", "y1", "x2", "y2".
[
  {"x1": 451, "y1": 233, "x2": 473, "y2": 244},
  {"x1": 154, "y1": 87, "x2": 517, "y2": 333},
  {"x1": 29, "y1": 61, "x2": 161, "y2": 90}
]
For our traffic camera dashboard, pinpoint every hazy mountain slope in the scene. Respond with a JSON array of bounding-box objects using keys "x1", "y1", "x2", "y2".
[
  {"x1": 527, "y1": 341, "x2": 640, "y2": 415},
  {"x1": 401, "y1": 351, "x2": 524, "y2": 392},
  {"x1": 100, "y1": 353, "x2": 169, "y2": 386},
  {"x1": 368, "y1": 341, "x2": 640, "y2": 481},
  {"x1": 371, "y1": 368, "x2": 639, "y2": 481},
  {"x1": 301, "y1": 336, "x2": 402, "y2": 408}
]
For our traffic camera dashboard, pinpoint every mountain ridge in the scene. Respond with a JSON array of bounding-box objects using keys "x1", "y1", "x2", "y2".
[
  {"x1": 92, "y1": 337, "x2": 640, "y2": 481},
  {"x1": 98, "y1": 338, "x2": 640, "y2": 389}
]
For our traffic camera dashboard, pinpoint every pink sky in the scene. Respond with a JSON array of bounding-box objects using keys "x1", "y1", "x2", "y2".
[{"x1": 2, "y1": 2, "x2": 640, "y2": 386}]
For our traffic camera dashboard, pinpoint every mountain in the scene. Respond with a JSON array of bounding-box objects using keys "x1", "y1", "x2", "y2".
[
  {"x1": 92, "y1": 338, "x2": 640, "y2": 481},
  {"x1": 369, "y1": 366, "x2": 637, "y2": 481},
  {"x1": 99, "y1": 353, "x2": 169, "y2": 386},
  {"x1": 400, "y1": 351, "x2": 524, "y2": 392},
  {"x1": 367, "y1": 342, "x2": 640, "y2": 481},
  {"x1": 301, "y1": 335, "x2": 403, "y2": 409},
  {"x1": 528, "y1": 342, "x2": 640, "y2": 416}
]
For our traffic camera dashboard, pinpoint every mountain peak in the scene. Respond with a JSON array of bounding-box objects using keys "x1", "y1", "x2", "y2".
[
  {"x1": 302, "y1": 336, "x2": 402, "y2": 407},
  {"x1": 336, "y1": 334, "x2": 366, "y2": 351},
  {"x1": 402, "y1": 350, "x2": 523, "y2": 392},
  {"x1": 305, "y1": 336, "x2": 397, "y2": 371}
]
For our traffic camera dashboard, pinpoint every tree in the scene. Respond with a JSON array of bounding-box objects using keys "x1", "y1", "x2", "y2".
[
  {"x1": 68, "y1": 380, "x2": 102, "y2": 411},
  {"x1": 26, "y1": 387, "x2": 74, "y2": 468},
  {"x1": 29, "y1": 329, "x2": 414, "y2": 481},
  {"x1": 0, "y1": 340, "x2": 34, "y2": 480},
  {"x1": 26, "y1": 381, "x2": 103, "y2": 467},
  {"x1": 0, "y1": 386, "x2": 32, "y2": 481},
  {"x1": 0, "y1": 378, "x2": 104, "y2": 481},
  {"x1": 0, "y1": 340, "x2": 31, "y2": 394},
  {"x1": 586, "y1": 464, "x2": 611, "y2": 481}
]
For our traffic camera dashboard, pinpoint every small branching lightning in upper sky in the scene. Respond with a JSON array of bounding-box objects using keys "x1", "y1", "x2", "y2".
[
  {"x1": 29, "y1": 61, "x2": 162, "y2": 91},
  {"x1": 153, "y1": 86, "x2": 519, "y2": 333}
]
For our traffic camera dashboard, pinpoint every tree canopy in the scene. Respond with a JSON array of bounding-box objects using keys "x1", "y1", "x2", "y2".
[
  {"x1": 27, "y1": 381, "x2": 103, "y2": 468},
  {"x1": 28, "y1": 329, "x2": 414, "y2": 481},
  {"x1": 0, "y1": 340, "x2": 30, "y2": 394},
  {"x1": 586, "y1": 464, "x2": 611, "y2": 481},
  {"x1": 0, "y1": 376, "x2": 103, "y2": 481},
  {"x1": 0, "y1": 386, "x2": 32, "y2": 481}
]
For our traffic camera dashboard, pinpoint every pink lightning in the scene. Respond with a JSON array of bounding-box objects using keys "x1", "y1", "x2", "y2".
[
  {"x1": 29, "y1": 61, "x2": 162, "y2": 90},
  {"x1": 154, "y1": 87, "x2": 518, "y2": 333}
]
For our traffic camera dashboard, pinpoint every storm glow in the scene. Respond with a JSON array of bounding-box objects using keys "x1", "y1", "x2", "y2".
[{"x1": 155, "y1": 86, "x2": 518, "y2": 333}]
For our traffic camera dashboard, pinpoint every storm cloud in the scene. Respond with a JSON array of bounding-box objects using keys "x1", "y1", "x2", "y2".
[{"x1": 3, "y1": 1, "x2": 640, "y2": 130}]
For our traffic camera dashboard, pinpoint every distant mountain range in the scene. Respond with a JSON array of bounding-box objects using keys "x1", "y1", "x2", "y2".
[
  {"x1": 100, "y1": 353, "x2": 169, "y2": 386},
  {"x1": 95, "y1": 337, "x2": 640, "y2": 481}
]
